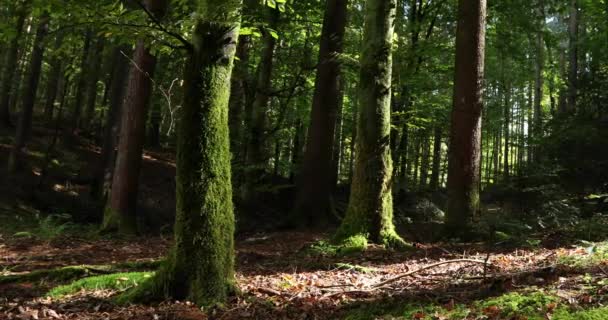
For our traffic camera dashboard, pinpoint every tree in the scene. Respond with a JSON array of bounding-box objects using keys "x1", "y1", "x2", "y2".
[
  {"x1": 8, "y1": 12, "x2": 50, "y2": 173},
  {"x1": 120, "y1": 0, "x2": 241, "y2": 306},
  {"x1": 567, "y1": 0, "x2": 578, "y2": 112},
  {"x1": 102, "y1": 0, "x2": 166, "y2": 234},
  {"x1": 445, "y1": 0, "x2": 487, "y2": 235},
  {"x1": 334, "y1": 0, "x2": 406, "y2": 248},
  {"x1": 292, "y1": 0, "x2": 348, "y2": 227},
  {"x1": 0, "y1": 1, "x2": 28, "y2": 128}
]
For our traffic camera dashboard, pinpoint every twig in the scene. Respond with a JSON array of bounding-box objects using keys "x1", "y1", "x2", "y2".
[
  {"x1": 372, "y1": 259, "x2": 494, "y2": 288},
  {"x1": 135, "y1": 0, "x2": 192, "y2": 51}
]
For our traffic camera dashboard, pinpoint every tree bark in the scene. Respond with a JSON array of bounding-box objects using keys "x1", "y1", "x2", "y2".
[
  {"x1": 83, "y1": 37, "x2": 106, "y2": 127},
  {"x1": 292, "y1": 0, "x2": 348, "y2": 227},
  {"x1": 567, "y1": 0, "x2": 578, "y2": 113},
  {"x1": 102, "y1": 41, "x2": 156, "y2": 234},
  {"x1": 335, "y1": 0, "x2": 406, "y2": 248},
  {"x1": 429, "y1": 126, "x2": 442, "y2": 190},
  {"x1": 43, "y1": 32, "x2": 65, "y2": 121},
  {"x1": 8, "y1": 13, "x2": 49, "y2": 173},
  {"x1": 91, "y1": 46, "x2": 130, "y2": 200},
  {"x1": 445, "y1": 0, "x2": 486, "y2": 235},
  {"x1": 532, "y1": 0, "x2": 545, "y2": 163},
  {"x1": 0, "y1": 3, "x2": 28, "y2": 128},
  {"x1": 121, "y1": 0, "x2": 241, "y2": 306},
  {"x1": 70, "y1": 29, "x2": 93, "y2": 132}
]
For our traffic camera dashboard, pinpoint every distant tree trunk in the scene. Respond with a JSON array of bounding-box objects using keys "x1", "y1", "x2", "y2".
[
  {"x1": 243, "y1": 7, "x2": 279, "y2": 201},
  {"x1": 289, "y1": 119, "x2": 303, "y2": 183},
  {"x1": 8, "y1": 14, "x2": 50, "y2": 173},
  {"x1": 70, "y1": 29, "x2": 93, "y2": 132},
  {"x1": 503, "y1": 84, "x2": 511, "y2": 180},
  {"x1": 429, "y1": 126, "x2": 442, "y2": 190},
  {"x1": 103, "y1": 0, "x2": 166, "y2": 234},
  {"x1": 567, "y1": 0, "x2": 578, "y2": 113},
  {"x1": 102, "y1": 41, "x2": 157, "y2": 234},
  {"x1": 292, "y1": 0, "x2": 348, "y2": 227},
  {"x1": 121, "y1": 0, "x2": 240, "y2": 306},
  {"x1": 91, "y1": 46, "x2": 130, "y2": 200},
  {"x1": 331, "y1": 83, "x2": 345, "y2": 189},
  {"x1": 0, "y1": 3, "x2": 28, "y2": 128},
  {"x1": 335, "y1": 0, "x2": 406, "y2": 248},
  {"x1": 83, "y1": 37, "x2": 106, "y2": 127},
  {"x1": 445, "y1": 0, "x2": 486, "y2": 235},
  {"x1": 532, "y1": 1, "x2": 545, "y2": 163},
  {"x1": 419, "y1": 132, "x2": 430, "y2": 188},
  {"x1": 43, "y1": 32, "x2": 65, "y2": 121},
  {"x1": 229, "y1": 35, "x2": 251, "y2": 162}
]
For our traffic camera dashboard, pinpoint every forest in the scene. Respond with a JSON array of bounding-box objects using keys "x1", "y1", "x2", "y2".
[{"x1": 0, "y1": 0, "x2": 607, "y2": 319}]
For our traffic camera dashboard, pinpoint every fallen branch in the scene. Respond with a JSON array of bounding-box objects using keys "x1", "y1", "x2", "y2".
[{"x1": 372, "y1": 259, "x2": 494, "y2": 288}]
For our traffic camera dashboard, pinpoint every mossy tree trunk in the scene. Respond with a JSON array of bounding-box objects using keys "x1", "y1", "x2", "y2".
[
  {"x1": 0, "y1": 2, "x2": 28, "y2": 128},
  {"x1": 122, "y1": 0, "x2": 240, "y2": 306},
  {"x1": 292, "y1": 0, "x2": 348, "y2": 227},
  {"x1": 8, "y1": 13, "x2": 50, "y2": 173},
  {"x1": 334, "y1": 0, "x2": 406, "y2": 248},
  {"x1": 445, "y1": 0, "x2": 486, "y2": 236}
]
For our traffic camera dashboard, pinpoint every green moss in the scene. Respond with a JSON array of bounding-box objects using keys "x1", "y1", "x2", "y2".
[
  {"x1": 478, "y1": 291, "x2": 559, "y2": 318},
  {"x1": 334, "y1": 263, "x2": 375, "y2": 273},
  {"x1": 553, "y1": 307, "x2": 608, "y2": 320},
  {"x1": 47, "y1": 272, "x2": 153, "y2": 298},
  {"x1": 0, "y1": 261, "x2": 160, "y2": 285}
]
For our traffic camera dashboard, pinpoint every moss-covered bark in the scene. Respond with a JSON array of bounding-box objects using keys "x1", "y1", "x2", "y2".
[
  {"x1": 120, "y1": 0, "x2": 241, "y2": 307},
  {"x1": 334, "y1": 0, "x2": 407, "y2": 249}
]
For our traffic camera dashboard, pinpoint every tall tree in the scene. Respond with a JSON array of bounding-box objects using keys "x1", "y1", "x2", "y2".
[
  {"x1": 8, "y1": 13, "x2": 50, "y2": 172},
  {"x1": 445, "y1": 0, "x2": 487, "y2": 235},
  {"x1": 292, "y1": 0, "x2": 348, "y2": 227},
  {"x1": 120, "y1": 0, "x2": 241, "y2": 306},
  {"x1": 102, "y1": 0, "x2": 166, "y2": 234},
  {"x1": 334, "y1": 0, "x2": 406, "y2": 248},
  {"x1": 43, "y1": 32, "x2": 65, "y2": 121},
  {"x1": 0, "y1": 1, "x2": 28, "y2": 128},
  {"x1": 567, "y1": 0, "x2": 578, "y2": 112}
]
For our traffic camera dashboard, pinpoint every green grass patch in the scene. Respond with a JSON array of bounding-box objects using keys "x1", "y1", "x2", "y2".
[
  {"x1": 47, "y1": 272, "x2": 154, "y2": 298},
  {"x1": 306, "y1": 235, "x2": 368, "y2": 257},
  {"x1": 334, "y1": 263, "x2": 375, "y2": 273}
]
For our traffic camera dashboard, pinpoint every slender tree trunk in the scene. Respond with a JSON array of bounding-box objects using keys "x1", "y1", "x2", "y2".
[
  {"x1": 429, "y1": 126, "x2": 442, "y2": 190},
  {"x1": 121, "y1": 0, "x2": 241, "y2": 306},
  {"x1": 335, "y1": 0, "x2": 406, "y2": 248},
  {"x1": 91, "y1": 46, "x2": 130, "y2": 200},
  {"x1": 229, "y1": 35, "x2": 251, "y2": 163},
  {"x1": 8, "y1": 13, "x2": 49, "y2": 173},
  {"x1": 293, "y1": 0, "x2": 348, "y2": 227},
  {"x1": 0, "y1": 3, "x2": 28, "y2": 128},
  {"x1": 70, "y1": 29, "x2": 93, "y2": 132},
  {"x1": 567, "y1": 0, "x2": 578, "y2": 113},
  {"x1": 83, "y1": 37, "x2": 106, "y2": 127},
  {"x1": 243, "y1": 7, "x2": 280, "y2": 201},
  {"x1": 503, "y1": 84, "x2": 511, "y2": 180},
  {"x1": 419, "y1": 132, "x2": 430, "y2": 188},
  {"x1": 43, "y1": 32, "x2": 65, "y2": 121},
  {"x1": 445, "y1": 0, "x2": 486, "y2": 235},
  {"x1": 331, "y1": 82, "x2": 345, "y2": 189},
  {"x1": 532, "y1": 1, "x2": 545, "y2": 163}
]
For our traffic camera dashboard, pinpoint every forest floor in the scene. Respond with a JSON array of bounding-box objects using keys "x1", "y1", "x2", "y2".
[{"x1": 1, "y1": 122, "x2": 608, "y2": 319}]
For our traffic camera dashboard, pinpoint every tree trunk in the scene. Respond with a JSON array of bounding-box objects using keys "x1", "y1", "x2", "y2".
[
  {"x1": 70, "y1": 29, "x2": 93, "y2": 132},
  {"x1": 243, "y1": 7, "x2": 279, "y2": 201},
  {"x1": 121, "y1": 0, "x2": 241, "y2": 306},
  {"x1": 8, "y1": 13, "x2": 50, "y2": 173},
  {"x1": 335, "y1": 0, "x2": 406, "y2": 248},
  {"x1": 503, "y1": 83, "x2": 511, "y2": 180},
  {"x1": 83, "y1": 37, "x2": 106, "y2": 127},
  {"x1": 292, "y1": 0, "x2": 348, "y2": 227},
  {"x1": 429, "y1": 126, "x2": 442, "y2": 190},
  {"x1": 102, "y1": 40, "x2": 157, "y2": 234},
  {"x1": 91, "y1": 46, "x2": 130, "y2": 200},
  {"x1": 445, "y1": 0, "x2": 486, "y2": 235},
  {"x1": 567, "y1": 0, "x2": 578, "y2": 113},
  {"x1": 532, "y1": 1, "x2": 545, "y2": 163},
  {"x1": 43, "y1": 32, "x2": 65, "y2": 121},
  {"x1": 228, "y1": 35, "x2": 251, "y2": 163},
  {"x1": 0, "y1": 3, "x2": 28, "y2": 128}
]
